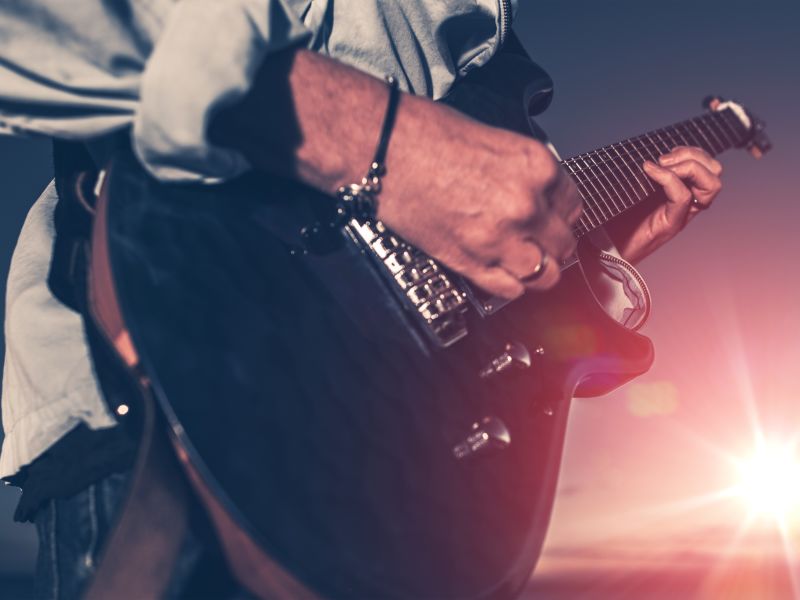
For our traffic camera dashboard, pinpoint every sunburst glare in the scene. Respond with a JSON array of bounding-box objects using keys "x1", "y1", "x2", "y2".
[{"x1": 735, "y1": 442, "x2": 800, "y2": 521}]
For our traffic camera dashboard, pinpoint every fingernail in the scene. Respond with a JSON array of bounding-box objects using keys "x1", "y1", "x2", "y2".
[
  {"x1": 658, "y1": 155, "x2": 672, "y2": 165},
  {"x1": 642, "y1": 160, "x2": 656, "y2": 171}
]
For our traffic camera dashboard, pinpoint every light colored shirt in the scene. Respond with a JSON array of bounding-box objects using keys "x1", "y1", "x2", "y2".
[{"x1": 0, "y1": 0, "x2": 519, "y2": 477}]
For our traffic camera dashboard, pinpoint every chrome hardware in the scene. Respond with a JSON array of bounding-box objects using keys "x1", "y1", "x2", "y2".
[
  {"x1": 479, "y1": 342, "x2": 533, "y2": 379},
  {"x1": 543, "y1": 406, "x2": 554, "y2": 417},
  {"x1": 347, "y1": 219, "x2": 468, "y2": 347},
  {"x1": 467, "y1": 288, "x2": 512, "y2": 317},
  {"x1": 453, "y1": 416, "x2": 511, "y2": 459}
]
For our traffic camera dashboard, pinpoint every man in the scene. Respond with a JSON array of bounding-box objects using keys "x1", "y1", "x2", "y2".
[{"x1": 0, "y1": 1, "x2": 722, "y2": 597}]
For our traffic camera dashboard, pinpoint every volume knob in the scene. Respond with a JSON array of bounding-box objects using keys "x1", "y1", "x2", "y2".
[
  {"x1": 453, "y1": 416, "x2": 511, "y2": 460},
  {"x1": 479, "y1": 341, "x2": 537, "y2": 379}
]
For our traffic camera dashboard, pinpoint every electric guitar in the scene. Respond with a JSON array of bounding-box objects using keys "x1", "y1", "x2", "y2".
[{"x1": 91, "y1": 49, "x2": 770, "y2": 599}]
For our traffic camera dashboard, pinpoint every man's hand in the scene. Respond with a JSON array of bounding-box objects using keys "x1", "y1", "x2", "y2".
[
  {"x1": 607, "y1": 146, "x2": 723, "y2": 263},
  {"x1": 379, "y1": 97, "x2": 582, "y2": 300},
  {"x1": 212, "y1": 49, "x2": 581, "y2": 301}
]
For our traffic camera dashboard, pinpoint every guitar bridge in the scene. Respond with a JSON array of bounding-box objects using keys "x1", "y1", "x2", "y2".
[{"x1": 346, "y1": 219, "x2": 469, "y2": 348}]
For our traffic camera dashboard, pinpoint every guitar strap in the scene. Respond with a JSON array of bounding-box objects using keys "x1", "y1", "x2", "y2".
[{"x1": 49, "y1": 140, "x2": 321, "y2": 598}]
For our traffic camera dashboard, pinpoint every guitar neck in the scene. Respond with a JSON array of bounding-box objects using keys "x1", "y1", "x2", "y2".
[{"x1": 562, "y1": 107, "x2": 750, "y2": 238}]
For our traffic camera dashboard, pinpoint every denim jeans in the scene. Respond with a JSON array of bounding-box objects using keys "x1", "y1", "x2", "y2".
[{"x1": 32, "y1": 471, "x2": 251, "y2": 600}]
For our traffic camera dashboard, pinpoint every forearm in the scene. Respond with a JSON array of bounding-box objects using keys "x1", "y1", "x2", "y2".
[
  {"x1": 210, "y1": 49, "x2": 429, "y2": 197},
  {"x1": 208, "y1": 47, "x2": 583, "y2": 299}
]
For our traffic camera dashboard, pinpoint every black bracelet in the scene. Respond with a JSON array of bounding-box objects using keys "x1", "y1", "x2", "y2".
[
  {"x1": 372, "y1": 75, "x2": 400, "y2": 172},
  {"x1": 337, "y1": 76, "x2": 400, "y2": 220}
]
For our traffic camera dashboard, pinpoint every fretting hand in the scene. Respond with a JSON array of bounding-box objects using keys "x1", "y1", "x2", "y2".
[{"x1": 607, "y1": 146, "x2": 723, "y2": 263}]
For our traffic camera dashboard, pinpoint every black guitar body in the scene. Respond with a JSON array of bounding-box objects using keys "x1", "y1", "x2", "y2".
[{"x1": 102, "y1": 52, "x2": 654, "y2": 599}]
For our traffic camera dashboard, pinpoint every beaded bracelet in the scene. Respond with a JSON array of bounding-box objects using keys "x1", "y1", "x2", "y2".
[{"x1": 336, "y1": 75, "x2": 400, "y2": 220}]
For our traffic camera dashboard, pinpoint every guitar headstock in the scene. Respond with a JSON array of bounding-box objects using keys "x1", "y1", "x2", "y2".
[{"x1": 704, "y1": 95, "x2": 772, "y2": 159}]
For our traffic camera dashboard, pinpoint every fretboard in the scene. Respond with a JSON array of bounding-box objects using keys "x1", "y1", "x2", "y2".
[{"x1": 562, "y1": 107, "x2": 749, "y2": 238}]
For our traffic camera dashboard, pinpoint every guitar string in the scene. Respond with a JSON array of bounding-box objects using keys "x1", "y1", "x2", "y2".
[
  {"x1": 565, "y1": 113, "x2": 744, "y2": 234},
  {"x1": 564, "y1": 110, "x2": 741, "y2": 176},
  {"x1": 571, "y1": 116, "x2": 740, "y2": 197},
  {"x1": 569, "y1": 110, "x2": 747, "y2": 236}
]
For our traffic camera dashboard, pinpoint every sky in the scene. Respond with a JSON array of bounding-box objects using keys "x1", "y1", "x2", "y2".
[
  {"x1": 0, "y1": 0, "x2": 799, "y2": 598},
  {"x1": 514, "y1": 1, "x2": 800, "y2": 597}
]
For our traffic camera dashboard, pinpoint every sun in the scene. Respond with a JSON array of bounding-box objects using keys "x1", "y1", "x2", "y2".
[{"x1": 735, "y1": 442, "x2": 800, "y2": 521}]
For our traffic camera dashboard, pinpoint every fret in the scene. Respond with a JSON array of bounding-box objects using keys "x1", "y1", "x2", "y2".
[
  {"x1": 644, "y1": 135, "x2": 665, "y2": 161},
  {"x1": 597, "y1": 147, "x2": 642, "y2": 204},
  {"x1": 558, "y1": 106, "x2": 751, "y2": 238},
  {"x1": 579, "y1": 184, "x2": 607, "y2": 225},
  {"x1": 572, "y1": 221, "x2": 589, "y2": 239},
  {"x1": 708, "y1": 114, "x2": 732, "y2": 150},
  {"x1": 575, "y1": 217, "x2": 592, "y2": 236},
  {"x1": 627, "y1": 140, "x2": 658, "y2": 194},
  {"x1": 575, "y1": 183, "x2": 601, "y2": 228},
  {"x1": 579, "y1": 155, "x2": 620, "y2": 216},
  {"x1": 642, "y1": 132, "x2": 663, "y2": 156},
  {"x1": 686, "y1": 119, "x2": 718, "y2": 154},
  {"x1": 708, "y1": 112, "x2": 737, "y2": 147},
  {"x1": 719, "y1": 109, "x2": 747, "y2": 145},
  {"x1": 574, "y1": 158, "x2": 612, "y2": 222},
  {"x1": 563, "y1": 160, "x2": 602, "y2": 227},
  {"x1": 591, "y1": 149, "x2": 637, "y2": 209},
  {"x1": 676, "y1": 121, "x2": 704, "y2": 149},
  {"x1": 652, "y1": 130, "x2": 674, "y2": 153},
  {"x1": 618, "y1": 142, "x2": 657, "y2": 194},
  {"x1": 592, "y1": 147, "x2": 644, "y2": 202},
  {"x1": 692, "y1": 116, "x2": 725, "y2": 154},
  {"x1": 570, "y1": 157, "x2": 607, "y2": 228},
  {"x1": 665, "y1": 124, "x2": 691, "y2": 146},
  {"x1": 630, "y1": 136, "x2": 660, "y2": 163},
  {"x1": 609, "y1": 144, "x2": 650, "y2": 196}
]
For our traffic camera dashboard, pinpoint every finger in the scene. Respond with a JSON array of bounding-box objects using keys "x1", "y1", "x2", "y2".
[
  {"x1": 518, "y1": 254, "x2": 560, "y2": 291},
  {"x1": 659, "y1": 146, "x2": 723, "y2": 176},
  {"x1": 499, "y1": 240, "x2": 549, "y2": 281},
  {"x1": 548, "y1": 169, "x2": 583, "y2": 224},
  {"x1": 642, "y1": 160, "x2": 692, "y2": 231},
  {"x1": 493, "y1": 230, "x2": 566, "y2": 292},
  {"x1": 502, "y1": 248, "x2": 561, "y2": 292},
  {"x1": 468, "y1": 266, "x2": 526, "y2": 300},
  {"x1": 660, "y1": 159, "x2": 722, "y2": 208},
  {"x1": 527, "y1": 214, "x2": 578, "y2": 263}
]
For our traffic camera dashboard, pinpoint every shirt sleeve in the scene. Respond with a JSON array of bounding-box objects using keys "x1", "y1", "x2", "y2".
[{"x1": 133, "y1": 0, "x2": 312, "y2": 183}]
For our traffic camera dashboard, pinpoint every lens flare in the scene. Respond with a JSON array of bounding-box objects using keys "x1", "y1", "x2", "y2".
[{"x1": 735, "y1": 443, "x2": 800, "y2": 520}]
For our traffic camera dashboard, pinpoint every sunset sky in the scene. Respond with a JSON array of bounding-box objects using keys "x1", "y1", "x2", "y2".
[
  {"x1": 517, "y1": 2, "x2": 800, "y2": 596},
  {"x1": 0, "y1": 1, "x2": 798, "y2": 598}
]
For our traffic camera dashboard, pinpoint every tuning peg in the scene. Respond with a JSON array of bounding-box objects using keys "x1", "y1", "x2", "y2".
[
  {"x1": 746, "y1": 114, "x2": 772, "y2": 159},
  {"x1": 703, "y1": 95, "x2": 724, "y2": 111}
]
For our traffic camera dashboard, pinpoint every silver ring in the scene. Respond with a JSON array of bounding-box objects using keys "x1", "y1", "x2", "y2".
[
  {"x1": 691, "y1": 197, "x2": 710, "y2": 210},
  {"x1": 520, "y1": 245, "x2": 549, "y2": 282}
]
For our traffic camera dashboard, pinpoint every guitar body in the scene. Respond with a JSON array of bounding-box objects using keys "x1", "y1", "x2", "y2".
[{"x1": 99, "y1": 53, "x2": 654, "y2": 598}]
